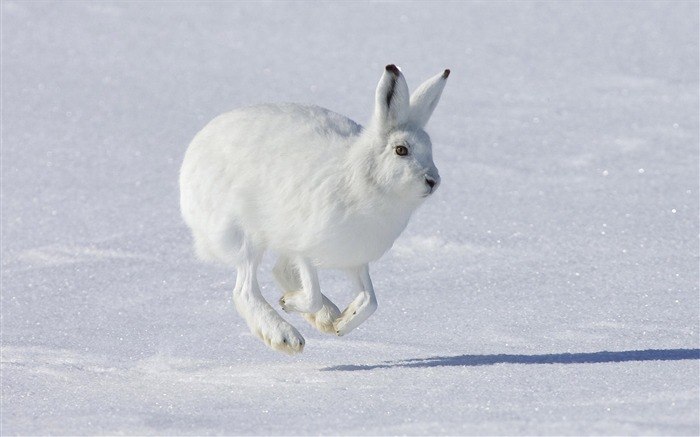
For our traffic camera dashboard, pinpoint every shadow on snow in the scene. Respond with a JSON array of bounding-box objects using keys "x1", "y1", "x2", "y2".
[{"x1": 321, "y1": 348, "x2": 700, "y2": 371}]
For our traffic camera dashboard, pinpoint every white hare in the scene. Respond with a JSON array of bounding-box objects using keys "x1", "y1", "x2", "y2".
[{"x1": 180, "y1": 64, "x2": 449, "y2": 354}]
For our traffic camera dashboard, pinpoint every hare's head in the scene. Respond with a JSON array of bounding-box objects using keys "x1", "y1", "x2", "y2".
[{"x1": 363, "y1": 65, "x2": 449, "y2": 202}]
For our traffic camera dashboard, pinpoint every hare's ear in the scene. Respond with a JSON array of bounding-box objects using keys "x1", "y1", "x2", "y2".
[
  {"x1": 408, "y1": 69, "x2": 450, "y2": 129},
  {"x1": 373, "y1": 64, "x2": 410, "y2": 130}
]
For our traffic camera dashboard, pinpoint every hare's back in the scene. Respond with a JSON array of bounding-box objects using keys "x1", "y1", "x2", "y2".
[
  {"x1": 207, "y1": 103, "x2": 360, "y2": 151},
  {"x1": 182, "y1": 102, "x2": 359, "y2": 192},
  {"x1": 186, "y1": 102, "x2": 360, "y2": 186}
]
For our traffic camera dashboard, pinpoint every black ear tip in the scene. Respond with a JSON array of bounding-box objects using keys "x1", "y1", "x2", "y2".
[
  {"x1": 442, "y1": 69, "x2": 451, "y2": 79},
  {"x1": 385, "y1": 64, "x2": 401, "y2": 76}
]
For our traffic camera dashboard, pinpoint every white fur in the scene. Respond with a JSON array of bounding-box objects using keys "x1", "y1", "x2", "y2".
[{"x1": 180, "y1": 65, "x2": 449, "y2": 354}]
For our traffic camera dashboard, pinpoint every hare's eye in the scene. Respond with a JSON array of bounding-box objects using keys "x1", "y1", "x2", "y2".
[{"x1": 394, "y1": 145, "x2": 409, "y2": 156}]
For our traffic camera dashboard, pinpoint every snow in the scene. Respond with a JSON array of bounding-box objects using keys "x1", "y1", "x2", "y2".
[{"x1": 2, "y1": 1, "x2": 698, "y2": 435}]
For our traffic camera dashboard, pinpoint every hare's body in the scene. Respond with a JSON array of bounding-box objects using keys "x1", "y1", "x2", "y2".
[
  {"x1": 180, "y1": 65, "x2": 449, "y2": 353},
  {"x1": 181, "y1": 104, "x2": 412, "y2": 269}
]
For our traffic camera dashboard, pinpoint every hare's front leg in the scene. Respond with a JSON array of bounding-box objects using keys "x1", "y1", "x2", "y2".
[
  {"x1": 273, "y1": 256, "x2": 341, "y2": 334},
  {"x1": 334, "y1": 264, "x2": 378, "y2": 336},
  {"x1": 276, "y1": 257, "x2": 323, "y2": 314},
  {"x1": 233, "y1": 257, "x2": 305, "y2": 354}
]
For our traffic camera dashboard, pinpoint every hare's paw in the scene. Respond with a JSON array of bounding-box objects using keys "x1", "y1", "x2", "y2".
[
  {"x1": 252, "y1": 319, "x2": 305, "y2": 354},
  {"x1": 279, "y1": 290, "x2": 322, "y2": 314},
  {"x1": 333, "y1": 292, "x2": 377, "y2": 336},
  {"x1": 240, "y1": 303, "x2": 306, "y2": 354},
  {"x1": 301, "y1": 296, "x2": 342, "y2": 334},
  {"x1": 265, "y1": 327, "x2": 305, "y2": 354}
]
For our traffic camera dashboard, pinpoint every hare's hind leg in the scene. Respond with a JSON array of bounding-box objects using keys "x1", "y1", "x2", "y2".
[
  {"x1": 273, "y1": 256, "x2": 341, "y2": 335},
  {"x1": 233, "y1": 251, "x2": 305, "y2": 354},
  {"x1": 334, "y1": 264, "x2": 378, "y2": 336}
]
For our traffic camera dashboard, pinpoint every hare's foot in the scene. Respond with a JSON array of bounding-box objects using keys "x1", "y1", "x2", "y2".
[
  {"x1": 334, "y1": 291, "x2": 377, "y2": 336},
  {"x1": 255, "y1": 319, "x2": 305, "y2": 354},
  {"x1": 279, "y1": 290, "x2": 322, "y2": 314},
  {"x1": 233, "y1": 252, "x2": 305, "y2": 354},
  {"x1": 274, "y1": 256, "x2": 323, "y2": 314},
  {"x1": 235, "y1": 291, "x2": 305, "y2": 354},
  {"x1": 301, "y1": 295, "x2": 342, "y2": 334},
  {"x1": 243, "y1": 305, "x2": 305, "y2": 354},
  {"x1": 334, "y1": 265, "x2": 377, "y2": 336}
]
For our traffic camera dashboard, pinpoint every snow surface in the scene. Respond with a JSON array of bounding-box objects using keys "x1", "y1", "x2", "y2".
[{"x1": 2, "y1": 1, "x2": 699, "y2": 435}]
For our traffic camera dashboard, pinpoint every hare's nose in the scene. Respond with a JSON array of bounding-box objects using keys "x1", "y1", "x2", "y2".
[{"x1": 425, "y1": 175, "x2": 439, "y2": 191}]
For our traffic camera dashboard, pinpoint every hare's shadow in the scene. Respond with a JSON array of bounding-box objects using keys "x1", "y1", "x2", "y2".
[{"x1": 321, "y1": 348, "x2": 700, "y2": 371}]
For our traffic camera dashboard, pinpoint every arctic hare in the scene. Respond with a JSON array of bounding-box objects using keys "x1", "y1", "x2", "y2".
[{"x1": 180, "y1": 64, "x2": 449, "y2": 354}]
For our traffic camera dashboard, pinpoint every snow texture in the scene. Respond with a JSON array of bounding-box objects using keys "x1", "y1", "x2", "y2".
[{"x1": 2, "y1": 1, "x2": 699, "y2": 435}]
